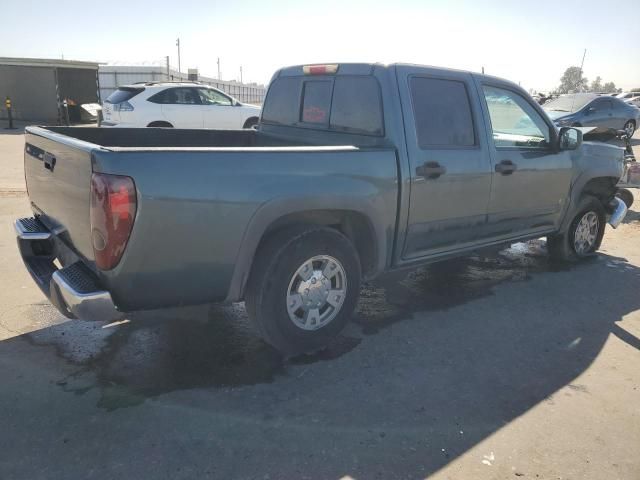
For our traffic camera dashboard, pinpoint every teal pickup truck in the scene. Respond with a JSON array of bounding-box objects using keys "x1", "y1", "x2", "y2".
[{"x1": 16, "y1": 63, "x2": 627, "y2": 355}]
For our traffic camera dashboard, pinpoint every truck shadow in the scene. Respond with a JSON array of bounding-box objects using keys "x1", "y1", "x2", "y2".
[{"x1": 3, "y1": 240, "x2": 640, "y2": 478}]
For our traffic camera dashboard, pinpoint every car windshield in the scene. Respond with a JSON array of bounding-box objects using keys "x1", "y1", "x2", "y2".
[{"x1": 543, "y1": 95, "x2": 594, "y2": 113}]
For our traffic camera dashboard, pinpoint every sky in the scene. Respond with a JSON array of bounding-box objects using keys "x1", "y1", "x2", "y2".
[{"x1": 2, "y1": 0, "x2": 639, "y2": 92}]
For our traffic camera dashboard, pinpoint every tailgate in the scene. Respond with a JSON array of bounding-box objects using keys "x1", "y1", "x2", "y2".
[{"x1": 24, "y1": 127, "x2": 97, "y2": 262}]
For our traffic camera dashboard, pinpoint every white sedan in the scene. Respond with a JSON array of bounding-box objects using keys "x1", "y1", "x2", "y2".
[{"x1": 101, "y1": 82, "x2": 261, "y2": 129}]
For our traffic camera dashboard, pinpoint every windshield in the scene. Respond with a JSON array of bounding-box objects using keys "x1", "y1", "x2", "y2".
[{"x1": 543, "y1": 95, "x2": 593, "y2": 113}]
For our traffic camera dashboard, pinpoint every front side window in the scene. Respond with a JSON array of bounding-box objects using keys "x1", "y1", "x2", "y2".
[
  {"x1": 410, "y1": 77, "x2": 476, "y2": 148},
  {"x1": 301, "y1": 81, "x2": 332, "y2": 124},
  {"x1": 591, "y1": 99, "x2": 612, "y2": 111},
  {"x1": 483, "y1": 86, "x2": 550, "y2": 149},
  {"x1": 199, "y1": 88, "x2": 232, "y2": 106},
  {"x1": 149, "y1": 87, "x2": 200, "y2": 105}
]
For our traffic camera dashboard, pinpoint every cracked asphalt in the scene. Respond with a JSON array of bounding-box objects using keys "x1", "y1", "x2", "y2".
[{"x1": 0, "y1": 128, "x2": 639, "y2": 479}]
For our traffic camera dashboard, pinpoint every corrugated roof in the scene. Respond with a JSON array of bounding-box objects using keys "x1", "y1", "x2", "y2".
[{"x1": 0, "y1": 57, "x2": 101, "y2": 69}]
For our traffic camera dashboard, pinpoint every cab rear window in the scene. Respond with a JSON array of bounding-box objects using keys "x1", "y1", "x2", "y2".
[
  {"x1": 262, "y1": 75, "x2": 384, "y2": 136},
  {"x1": 105, "y1": 87, "x2": 144, "y2": 104}
]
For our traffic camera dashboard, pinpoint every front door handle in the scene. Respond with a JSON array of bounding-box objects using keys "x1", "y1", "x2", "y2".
[
  {"x1": 416, "y1": 161, "x2": 446, "y2": 179},
  {"x1": 495, "y1": 160, "x2": 516, "y2": 175}
]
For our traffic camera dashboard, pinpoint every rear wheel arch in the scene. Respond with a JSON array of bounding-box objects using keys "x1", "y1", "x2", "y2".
[{"x1": 229, "y1": 208, "x2": 384, "y2": 302}]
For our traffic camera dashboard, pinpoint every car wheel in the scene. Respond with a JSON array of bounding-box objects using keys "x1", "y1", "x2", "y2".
[
  {"x1": 623, "y1": 120, "x2": 636, "y2": 138},
  {"x1": 243, "y1": 117, "x2": 259, "y2": 129},
  {"x1": 147, "y1": 121, "x2": 173, "y2": 128},
  {"x1": 547, "y1": 194, "x2": 606, "y2": 261},
  {"x1": 245, "y1": 225, "x2": 361, "y2": 356},
  {"x1": 616, "y1": 188, "x2": 634, "y2": 209}
]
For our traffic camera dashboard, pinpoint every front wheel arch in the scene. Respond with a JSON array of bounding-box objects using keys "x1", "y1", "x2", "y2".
[{"x1": 243, "y1": 117, "x2": 259, "y2": 129}]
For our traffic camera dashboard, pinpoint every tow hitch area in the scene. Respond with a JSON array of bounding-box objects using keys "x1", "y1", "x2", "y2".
[{"x1": 15, "y1": 217, "x2": 123, "y2": 322}]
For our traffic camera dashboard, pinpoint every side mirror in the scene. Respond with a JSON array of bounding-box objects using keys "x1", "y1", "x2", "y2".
[{"x1": 558, "y1": 126, "x2": 582, "y2": 151}]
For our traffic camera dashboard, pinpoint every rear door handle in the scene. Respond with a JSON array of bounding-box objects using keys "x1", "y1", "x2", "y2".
[
  {"x1": 44, "y1": 153, "x2": 56, "y2": 171},
  {"x1": 495, "y1": 160, "x2": 516, "y2": 175},
  {"x1": 416, "y1": 161, "x2": 446, "y2": 179}
]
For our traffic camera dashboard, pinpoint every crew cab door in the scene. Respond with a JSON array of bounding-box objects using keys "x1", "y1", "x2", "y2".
[
  {"x1": 397, "y1": 66, "x2": 493, "y2": 260},
  {"x1": 477, "y1": 81, "x2": 572, "y2": 237},
  {"x1": 197, "y1": 87, "x2": 239, "y2": 129},
  {"x1": 583, "y1": 98, "x2": 616, "y2": 132}
]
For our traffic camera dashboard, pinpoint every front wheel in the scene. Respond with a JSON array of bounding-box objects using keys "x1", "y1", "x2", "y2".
[
  {"x1": 245, "y1": 226, "x2": 361, "y2": 356},
  {"x1": 624, "y1": 120, "x2": 636, "y2": 138},
  {"x1": 547, "y1": 195, "x2": 606, "y2": 261}
]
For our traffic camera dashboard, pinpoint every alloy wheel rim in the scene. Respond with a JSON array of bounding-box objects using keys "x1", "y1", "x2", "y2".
[
  {"x1": 625, "y1": 122, "x2": 635, "y2": 137},
  {"x1": 573, "y1": 211, "x2": 599, "y2": 255},
  {"x1": 286, "y1": 255, "x2": 347, "y2": 331}
]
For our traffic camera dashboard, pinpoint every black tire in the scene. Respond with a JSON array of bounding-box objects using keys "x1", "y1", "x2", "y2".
[
  {"x1": 245, "y1": 225, "x2": 361, "y2": 356},
  {"x1": 616, "y1": 188, "x2": 634, "y2": 209},
  {"x1": 547, "y1": 195, "x2": 606, "y2": 261},
  {"x1": 147, "y1": 121, "x2": 173, "y2": 128},
  {"x1": 243, "y1": 117, "x2": 259, "y2": 129},
  {"x1": 624, "y1": 120, "x2": 636, "y2": 138}
]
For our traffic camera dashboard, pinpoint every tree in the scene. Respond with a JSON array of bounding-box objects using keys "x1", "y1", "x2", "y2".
[
  {"x1": 558, "y1": 66, "x2": 588, "y2": 94},
  {"x1": 590, "y1": 76, "x2": 603, "y2": 92},
  {"x1": 602, "y1": 81, "x2": 617, "y2": 93}
]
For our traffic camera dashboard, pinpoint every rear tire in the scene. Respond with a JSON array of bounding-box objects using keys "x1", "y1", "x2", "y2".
[
  {"x1": 147, "y1": 121, "x2": 173, "y2": 128},
  {"x1": 547, "y1": 195, "x2": 606, "y2": 261},
  {"x1": 245, "y1": 225, "x2": 361, "y2": 356},
  {"x1": 243, "y1": 117, "x2": 259, "y2": 129}
]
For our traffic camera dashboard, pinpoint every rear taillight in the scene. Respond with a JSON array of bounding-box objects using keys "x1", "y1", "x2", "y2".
[
  {"x1": 90, "y1": 173, "x2": 137, "y2": 270},
  {"x1": 114, "y1": 101, "x2": 134, "y2": 111}
]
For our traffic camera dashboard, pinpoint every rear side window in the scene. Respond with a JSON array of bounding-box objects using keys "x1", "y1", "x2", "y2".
[
  {"x1": 330, "y1": 77, "x2": 383, "y2": 135},
  {"x1": 301, "y1": 81, "x2": 332, "y2": 124},
  {"x1": 105, "y1": 87, "x2": 143, "y2": 104},
  {"x1": 262, "y1": 75, "x2": 384, "y2": 136},
  {"x1": 410, "y1": 77, "x2": 475, "y2": 148},
  {"x1": 261, "y1": 77, "x2": 302, "y2": 125}
]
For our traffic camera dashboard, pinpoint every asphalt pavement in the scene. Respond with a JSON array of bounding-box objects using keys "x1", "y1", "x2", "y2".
[{"x1": 0, "y1": 127, "x2": 638, "y2": 479}]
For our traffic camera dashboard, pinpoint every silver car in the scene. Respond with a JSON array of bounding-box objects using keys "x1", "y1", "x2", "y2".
[{"x1": 544, "y1": 93, "x2": 640, "y2": 137}]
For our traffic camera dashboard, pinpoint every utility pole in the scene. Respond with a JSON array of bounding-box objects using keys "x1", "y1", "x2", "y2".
[
  {"x1": 217, "y1": 57, "x2": 221, "y2": 80},
  {"x1": 578, "y1": 48, "x2": 587, "y2": 91},
  {"x1": 176, "y1": 38, "x2": 181, "y2": 74},
  {"x1": 240, "y1": 66, "x2": 243, "y2": 83},
  {"x1": 165, "y1": 56, "x2": 170, "y2": 81}
]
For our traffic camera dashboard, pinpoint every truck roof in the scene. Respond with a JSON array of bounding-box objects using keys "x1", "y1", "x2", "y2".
[{"x1": 275, "y1": 62, "x2": 518, "y2": 88}]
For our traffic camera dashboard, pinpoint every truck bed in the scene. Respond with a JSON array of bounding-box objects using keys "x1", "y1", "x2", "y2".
[{"x1": 22, "y1": 126, "x2": 399, "y2": 312}]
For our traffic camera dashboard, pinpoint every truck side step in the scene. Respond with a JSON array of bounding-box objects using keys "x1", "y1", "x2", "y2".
[{"x1": 15, "y1": 217, "x2": 51, "y2": 240}]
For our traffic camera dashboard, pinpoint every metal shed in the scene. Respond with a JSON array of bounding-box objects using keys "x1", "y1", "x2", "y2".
[{"x1": 0, "y1": 57, "x2": 100, "y2": 124}]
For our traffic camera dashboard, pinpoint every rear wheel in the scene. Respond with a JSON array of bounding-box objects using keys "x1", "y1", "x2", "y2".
[
  {"x1": 547, "y1": 195, "x2": 606, "y2": 261},
  {"x1": 245, "y1": 226, "x2": 361, "y2": 356},
  {"x1": 147, "y1": 121, "x2": 173, "y2": 128},
  {"x1": 624, "y1": 120, "x2": 636, "y2": 138}
]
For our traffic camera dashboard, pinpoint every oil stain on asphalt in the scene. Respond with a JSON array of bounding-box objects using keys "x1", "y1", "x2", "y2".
[{"x1": 24, "y1": 240, "x2": 576, "y2": 410}]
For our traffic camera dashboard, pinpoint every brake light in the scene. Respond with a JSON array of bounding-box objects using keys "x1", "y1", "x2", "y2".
[
  {"x1": 303, "y1": 64, "x2": 338, "y2": 75},
  {"x1": 114, "y1": 101, "x2": 134, "y2": 111},
  {"x1": 90, "y1": 173, "x2": 137, "y2": 270}
]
